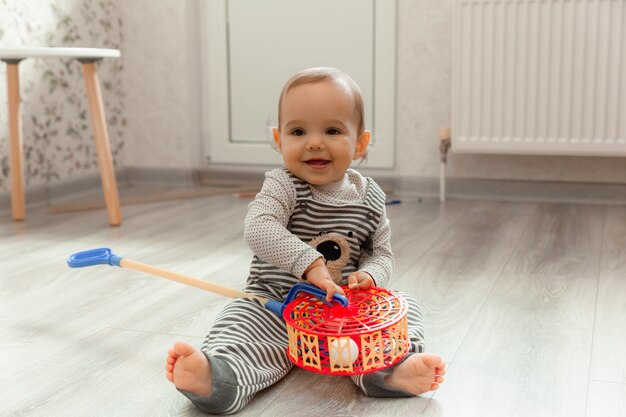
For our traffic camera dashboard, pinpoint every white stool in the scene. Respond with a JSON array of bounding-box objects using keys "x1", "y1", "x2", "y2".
[{"x1": 0, "y1": 47, "x2": 122, "y2": 226}]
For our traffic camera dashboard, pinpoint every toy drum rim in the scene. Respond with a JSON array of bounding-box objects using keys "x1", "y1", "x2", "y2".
[
  {"x1": 282, "y1": 287, "x2": 408, "y2": 336},
  {"x1": 282, "y1": 286, "x2": 410, "y2": 375}
]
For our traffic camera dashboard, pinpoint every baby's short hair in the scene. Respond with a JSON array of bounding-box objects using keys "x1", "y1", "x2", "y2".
[{"x1": 277, "y1": 67, "x2": 365, "y2": 135}]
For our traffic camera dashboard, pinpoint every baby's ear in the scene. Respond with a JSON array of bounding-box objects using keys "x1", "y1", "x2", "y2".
[
  {"x1": 354, "y1": 130, "x2": 371, "y2": 159},
  {"x1": 272, "y1": 128, "x2": 281, "y2": 151}
]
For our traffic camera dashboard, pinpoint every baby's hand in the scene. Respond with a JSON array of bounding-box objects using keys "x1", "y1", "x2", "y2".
[
  {"x1": 347, "y1": 271, "x2": 375, "y2": 290},
  {"x1": 303, "y1": 258, "x2": 345, "y2": 301}
]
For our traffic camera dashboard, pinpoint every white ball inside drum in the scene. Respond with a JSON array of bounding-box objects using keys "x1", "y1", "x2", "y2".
[{"x1": 329, "y1": 338, "x2": 359, "y2": 366}]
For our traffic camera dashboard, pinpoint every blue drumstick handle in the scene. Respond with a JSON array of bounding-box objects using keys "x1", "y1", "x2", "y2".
[
  {"x1": 264, "y1": 299, "x2": 284, "y2": 315},
  {"x1": 283, "y1": 283, "x2": 349, "y2": 308},
  {"x1": 67, "y1": 248, "x2": 122, "y2": 268},
  {"x1": 67, "y1": 250, "x2": 349, "y2": 317},
  {"x1": 265, "y1": 283, "x2": 348, "y2": 316}
]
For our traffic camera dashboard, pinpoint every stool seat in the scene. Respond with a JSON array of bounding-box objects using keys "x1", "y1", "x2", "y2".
[{"x1": 0, "y1": 47, "x2": 121, "y2": 60}]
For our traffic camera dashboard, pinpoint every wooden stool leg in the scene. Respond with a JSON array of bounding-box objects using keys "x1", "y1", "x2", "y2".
[
  {"x1": 81, "y1": 61, "x2": 122, "y2": 226},
  {"x1": 6, "y1": 62, "x2": 25, "y2": 221}
]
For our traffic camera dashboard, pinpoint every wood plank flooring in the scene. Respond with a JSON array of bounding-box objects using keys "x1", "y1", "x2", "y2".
[{"x1": 1, "y1": 188, "x2": 624, "y2": 417}]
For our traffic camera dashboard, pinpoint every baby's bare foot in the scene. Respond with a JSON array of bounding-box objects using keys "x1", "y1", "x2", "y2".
[
  {"x1": 385, "y1": 353, "x2": 446, "y2": 395},
  {"x1": 165, "y1": 341, "x2": 213, "y2": 397}
]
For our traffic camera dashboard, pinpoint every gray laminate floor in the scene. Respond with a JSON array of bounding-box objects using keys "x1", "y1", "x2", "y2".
[{"x1": 1, "y1": 188, "x2": 625, "y2": 417}]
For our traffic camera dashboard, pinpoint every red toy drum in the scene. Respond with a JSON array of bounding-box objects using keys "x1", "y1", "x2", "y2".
[{"x1": 283, "y1": 286, "x2": 410, "y2": 375}]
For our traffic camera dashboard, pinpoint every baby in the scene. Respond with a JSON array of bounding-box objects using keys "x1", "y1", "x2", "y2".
[{"x1": 165, "y1": 67, "x2": 445, "y2": 414}]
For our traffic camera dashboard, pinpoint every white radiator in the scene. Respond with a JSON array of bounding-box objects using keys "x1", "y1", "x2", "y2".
[{"x1": 452, "y1": 0, "x2": 626, "y2": 156}]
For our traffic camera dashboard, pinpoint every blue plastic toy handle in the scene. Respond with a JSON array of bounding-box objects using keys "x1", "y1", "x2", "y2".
[
  {"x1": 264, "y1": 283, "x2": 348, "y2": 316},
  {"x1": 264, "y1": 299, "x2": 284, "y2": 316},
  {"x1": 67, "y1": 248, "x2": 123, "y2": 268},
  {"x1": 67, "y1": 250, "x2": 348, "y2": 318},
  {"x1": 284, "y1": 283, "x2": 349, "y2": 308}
]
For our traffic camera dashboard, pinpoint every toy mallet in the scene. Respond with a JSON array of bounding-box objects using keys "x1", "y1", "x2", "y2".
[{"x1": 67, "y1": 248, "x2": 347, "y2": 316}]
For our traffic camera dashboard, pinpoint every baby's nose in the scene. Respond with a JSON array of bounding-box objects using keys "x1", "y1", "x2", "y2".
[{"x1": 307, "y1": 135, "x2": 324, "y2": 150}]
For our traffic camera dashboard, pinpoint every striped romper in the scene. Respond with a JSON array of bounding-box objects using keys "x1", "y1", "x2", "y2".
[{"x1": 181, "y1": 168, "x2": 425, "y2": 414}]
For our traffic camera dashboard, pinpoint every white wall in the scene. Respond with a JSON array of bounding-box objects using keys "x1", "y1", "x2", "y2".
[{"x1": 117, "y1": 0, "x2": 200, "y2": 170}]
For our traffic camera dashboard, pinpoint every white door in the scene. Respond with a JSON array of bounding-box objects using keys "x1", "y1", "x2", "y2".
[{"x1": 201, "y1": 0, "x2": 396, "y2": 168}]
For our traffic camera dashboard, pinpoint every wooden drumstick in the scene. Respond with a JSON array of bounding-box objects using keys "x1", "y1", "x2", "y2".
[
  {"x1": 67, "y1": 248, "x2": 348, "y2": 316},
  {"x1": 67, "y1": 248, "x2": 274, "y2": 307}
]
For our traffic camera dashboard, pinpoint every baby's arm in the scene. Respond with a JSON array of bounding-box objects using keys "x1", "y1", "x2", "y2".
[{"x1": 244, "y1": 170, "x2": 343, "y2": 299}]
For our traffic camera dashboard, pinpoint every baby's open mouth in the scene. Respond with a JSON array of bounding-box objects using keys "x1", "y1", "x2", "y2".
[{"x1": 305, "y1": 159, "x2": 330, "y2": 167}]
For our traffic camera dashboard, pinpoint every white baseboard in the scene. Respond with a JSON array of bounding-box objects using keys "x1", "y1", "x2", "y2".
[
  {"x1": 0, "y1": 170, "x2": 128, "y2": 215},
  {"x1": 2, "y1": 167, "x2": 625, "y2": 216},
  {"x1": 396, "y1": 176, "x2": 626, "y2": 205}
]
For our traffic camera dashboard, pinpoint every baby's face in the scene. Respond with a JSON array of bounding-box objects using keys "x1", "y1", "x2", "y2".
[{"x1": 274, "y1": 80, "x2": 368, "y2": 185}]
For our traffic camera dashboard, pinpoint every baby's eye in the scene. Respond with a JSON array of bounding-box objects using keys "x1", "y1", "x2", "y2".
[
  {"x1": 291, "y1": 128, "x2": 306, "y2": 136},
  {"x1": 325, "y1": 128, "x2": 342, "y2": 136}
]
